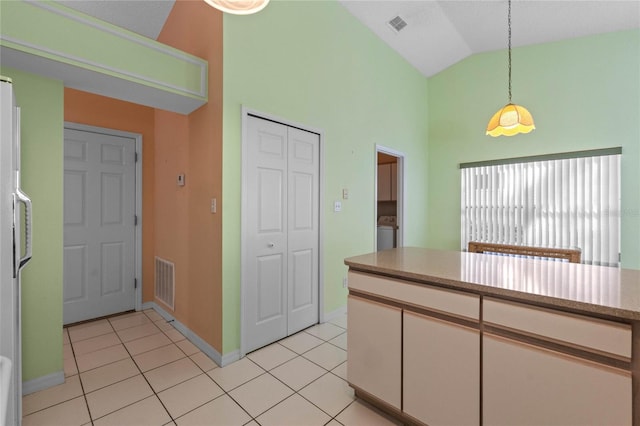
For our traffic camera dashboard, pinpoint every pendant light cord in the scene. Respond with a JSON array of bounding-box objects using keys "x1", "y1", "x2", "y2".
[{"x1": 508, "y1": 0, "x2": 512, "y2": 103}]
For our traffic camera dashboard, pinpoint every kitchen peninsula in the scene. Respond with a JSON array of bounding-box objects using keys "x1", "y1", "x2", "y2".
[{"x1": 345, "y1": 247, "x2": 640, "y2": 426}]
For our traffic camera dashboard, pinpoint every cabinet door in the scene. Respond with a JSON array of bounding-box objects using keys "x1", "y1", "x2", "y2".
[
  {"x1": 377, "y1": 163, "x2": 391, "y2": 201},
  {"x1": 390, "y1": 162, "x2": 397, "y2": 201},
  {"x1": 403, "y1": 311, "x2": 479, "y2": 426},
  {"x1": 484, "y1": 334, "x2": 632, "y2": 426},
  {"x1": 347, "y1": 295, "x2": 401, "y2": 409}
]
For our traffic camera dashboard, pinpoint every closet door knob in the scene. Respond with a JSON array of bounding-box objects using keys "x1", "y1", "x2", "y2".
[{"x1": 268, "y1": 242, "x2": 275, "y2": 248}]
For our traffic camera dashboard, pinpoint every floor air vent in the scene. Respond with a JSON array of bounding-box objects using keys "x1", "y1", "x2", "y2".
[{"x1": 155, "y1": 257, "x2": 175, "y2": 310}]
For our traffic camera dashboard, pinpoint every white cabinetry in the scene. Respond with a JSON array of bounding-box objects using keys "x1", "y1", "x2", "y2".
[
  {"x1": 347, "y1": 273, "x2": 634, "y2": 425},
  {"x1": 483, "y1": 298, "x2": 632, "y2": 426},
  {"x1": 390, "y1": 162, "x2": 397, "y2": 201},
  {"x1": 403, "y1": 311, "x2": 479, "y2": 426},
  {"x1": 483, "y1": 298, "x2": 631, "y2": 358},
  {"x1": 347, "y1": 294, "x2": 401, "y2": 409},
  {"x1": 348, "y1": 271, "x2": 479, "y2": 422},
  {"x1": 377, "y1": 163, "x2": 396, "y2": 201},
  {"x1": 484, "y1": 334, "x2": 631, "y2": 426}
]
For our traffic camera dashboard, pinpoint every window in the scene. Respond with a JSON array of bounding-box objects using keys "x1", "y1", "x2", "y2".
[{"x1": 461, "y1": 148, "x2": 621, "y2": 267}]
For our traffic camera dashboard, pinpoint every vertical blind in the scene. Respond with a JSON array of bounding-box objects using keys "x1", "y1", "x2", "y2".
[{"x1": 461, "y1": 150, "x2": 621, "y2": 267}]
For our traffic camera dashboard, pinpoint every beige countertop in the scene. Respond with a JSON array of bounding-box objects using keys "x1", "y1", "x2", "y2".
[{"x1": 345, "y1": 247, "x2": 640, "y2": 321}]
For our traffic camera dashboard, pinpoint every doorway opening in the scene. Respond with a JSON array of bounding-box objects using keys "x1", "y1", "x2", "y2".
[{"x1": 375, "y1": 146, "x2": 404, "y2": 251}]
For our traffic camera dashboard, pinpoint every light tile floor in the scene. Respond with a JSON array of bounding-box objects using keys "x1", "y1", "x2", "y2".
[{"x1": 22, "y1": 309, "x2": 402, "y2": 426}]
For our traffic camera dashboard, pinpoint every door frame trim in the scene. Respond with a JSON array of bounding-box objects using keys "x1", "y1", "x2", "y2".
[
  {"x1": 63, "y1": 122, "x2": 143, "y2": 313},
  {"x1": 239, "y1": 106, "x2": 325, "y2": 358},
  {"x1": 375, "y1": 145, "x2": 405, "y2": 250}
]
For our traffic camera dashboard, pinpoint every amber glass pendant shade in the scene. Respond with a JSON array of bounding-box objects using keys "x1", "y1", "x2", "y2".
[
  {"x1": 486, "y1": 103, "x2": 535, "y2": 137},
  {"x1": 486, "y1": 0, "x2": 535, "y2": 137},
  {"x1": 203, "y1": 0, "x2": 270, "y2": 15}
]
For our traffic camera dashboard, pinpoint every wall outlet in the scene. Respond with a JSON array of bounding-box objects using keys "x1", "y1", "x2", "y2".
[
  {"x1": 342, "y1": 277, "x2": 348, "y2": 288},
  {"x1": 334, "y1": 201, "x2": 342, "y2": 212}
]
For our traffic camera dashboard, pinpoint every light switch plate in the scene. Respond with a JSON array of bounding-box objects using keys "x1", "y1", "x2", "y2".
[
  {"x1": 177, "y1": 174, "x2": 185, "y2": 186},
  {"x1": 342, "y1": 188, "x2": 349, "y2": 199}
]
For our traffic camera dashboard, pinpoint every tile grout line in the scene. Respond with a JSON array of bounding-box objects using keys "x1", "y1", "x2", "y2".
[
  {"x1": 69, "y1": 316, "x2": 166, "y2": 358},
  {"x1": 279, "y1": 340, "x2": 325, "y2": 356},
  {"x1": 72, "y1": 322, "x2": 174, "y2": 376},
  {"x1": 281, "y1": 367, "x2": 353, "y2": 423},
  {"x1": 240, "y1": 326, "x2": 350, "y2": 423},
  {"x1": 58, "y1": 313, "x2": 354, "y2": 426},
  {"x1": 73, "y1": 323, "x2": 110, "y2": 426},
  {"x1": 170, "y1": 356, "x2": 263, "y2": 423},
  {"x1": 68, "y1": 329, "x2": 114, "y2": 346},
  {"x1": 298, "y1": 352, "x2": 347, "y2": 377},
  {"x1": 265, "y1": 367, "x2": 339, "y2": 421},
  {"x1": 75, "y1": 322, "x2": 111, "y2": 426},
  {"x1": 78, "y1": 327, "x2": 184, "y2": 392},
  {"x1": 84, "y1": 312, "x2": 175, "y2": 423},
  {"x1": 106, "y1": 312, "x2": 228, "y2": 424},
  {"x1": 223, "y1": 372, "x2": 268, "y2": 424},
  {"x1": 79, "y1": 333, "x2": 121, "y2": 422},
  {"x1": 207, "y1": 357, "x2": 267, "y2": 394},
  {"x1": 102, "y1": 310, "x2": 236, "y2": 425},
  {"x1": 113, "y1": 311, "x2": 177, "y2": 423},
  {"x1": 22, "y1": 330, "x2": 92, "y2": 422},
  {"x1": 245, "y1": 349, "x2": 353, "y2": 423}
]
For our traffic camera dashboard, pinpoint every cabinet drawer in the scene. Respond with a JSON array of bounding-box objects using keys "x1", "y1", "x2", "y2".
[
  {"x1": 348, "y1": 271, "x2": 479, "y2": 321},
  {"x1": 484, "y1": 298, "x2": 631, "y2": 359}
]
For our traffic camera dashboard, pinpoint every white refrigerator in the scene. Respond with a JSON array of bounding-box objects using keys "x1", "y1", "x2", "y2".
[{"x1": 1, "y1": 76, "x2": 33, "y2": 426}]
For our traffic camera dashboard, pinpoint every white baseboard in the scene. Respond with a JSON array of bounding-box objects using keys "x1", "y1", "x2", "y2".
[
  {"x1": 22, "y1": 370, "x2": 64, "y2": 395},
  {"x1": 220, "y1": 350, "x2": 240, "y2": 366},
  {"x1": 322, "y1": 305, "x2": 347, "y2": 323},
  {"x1": 141, "y1": 301, "x2": 156, "y2": 311},
  {"x1": 143, "y1": 302, "x2": 239, "y2": 367},
  {"x1": 144, "y1": 302, "x2": 345, "y2": 365}
]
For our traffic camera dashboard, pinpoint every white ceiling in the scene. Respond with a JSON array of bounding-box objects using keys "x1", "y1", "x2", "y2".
[{"x1": 57, "y1": 0, "x2": 640, "y2": 77}]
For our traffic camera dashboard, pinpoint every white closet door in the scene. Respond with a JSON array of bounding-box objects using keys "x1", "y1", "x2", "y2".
[
  {"x1": 245, "y1": 118, "x2": 289, "y2": 352},
  {"x1": 64, "y1": 128, "x2": 136, "y2": 324},
  {"x1": 287, "y1": 127, "x2": 319, "y2": 335},
  {"x1": 244, "y1": 116, "x2": 320, "y2": 353}
]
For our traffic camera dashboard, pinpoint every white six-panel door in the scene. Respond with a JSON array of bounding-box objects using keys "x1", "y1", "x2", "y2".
[
  {"x1": 286, "y1": 127, "x2": 319, "y2": 335},
  {"x1": 244, "y1": 116, "x2": 319, "y2": 353},
  {"x1": 63, "y1": 128, "x2": 136, "y2": 324}
]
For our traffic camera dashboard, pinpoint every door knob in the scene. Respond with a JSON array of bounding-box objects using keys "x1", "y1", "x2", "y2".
[{"x1": 268, "y1": 242, "x2": 275, "y2": 248}]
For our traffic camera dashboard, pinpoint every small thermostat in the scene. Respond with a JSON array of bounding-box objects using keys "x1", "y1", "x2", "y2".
[{"x1": 177, "y1": 174, "x2": 185, "y2": 186}]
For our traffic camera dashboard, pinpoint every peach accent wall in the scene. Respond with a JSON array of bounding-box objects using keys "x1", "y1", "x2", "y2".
[
  {"x1": 64, "y1": 88, "x2": 156, "y2": 304},
  {"x1": 155, "y1": 0, "x2": 223, "y2": 351}
]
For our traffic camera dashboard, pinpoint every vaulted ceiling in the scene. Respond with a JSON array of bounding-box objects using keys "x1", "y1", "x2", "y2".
[{"x1": 58, "y1": 0, "x2": 640, "y2": 77}]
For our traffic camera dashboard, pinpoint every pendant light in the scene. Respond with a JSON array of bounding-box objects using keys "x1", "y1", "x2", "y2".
[
  {"x1": 203, "y1": 0, "x2": 270, "y2": 15},
  {"x1": 486, "y1": 0, "x2": 535, "y2": 137}
]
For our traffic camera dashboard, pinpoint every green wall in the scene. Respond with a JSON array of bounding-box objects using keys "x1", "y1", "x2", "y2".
[
  {"x1": 0, "y1": 0, "x2": 207, "y2": 103},
  {"x1": 222, "y1": 0, "x2": 429, "y2": 353},
  {"x1": 1, "y1": 0, "x2": 636, "y2": 378},
  {"x1": 1, "y1": 67, "x2": 64, "y2": 381},
  {"x1": 427, "y1": 29, "x2": 640, "y2": 269}
]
